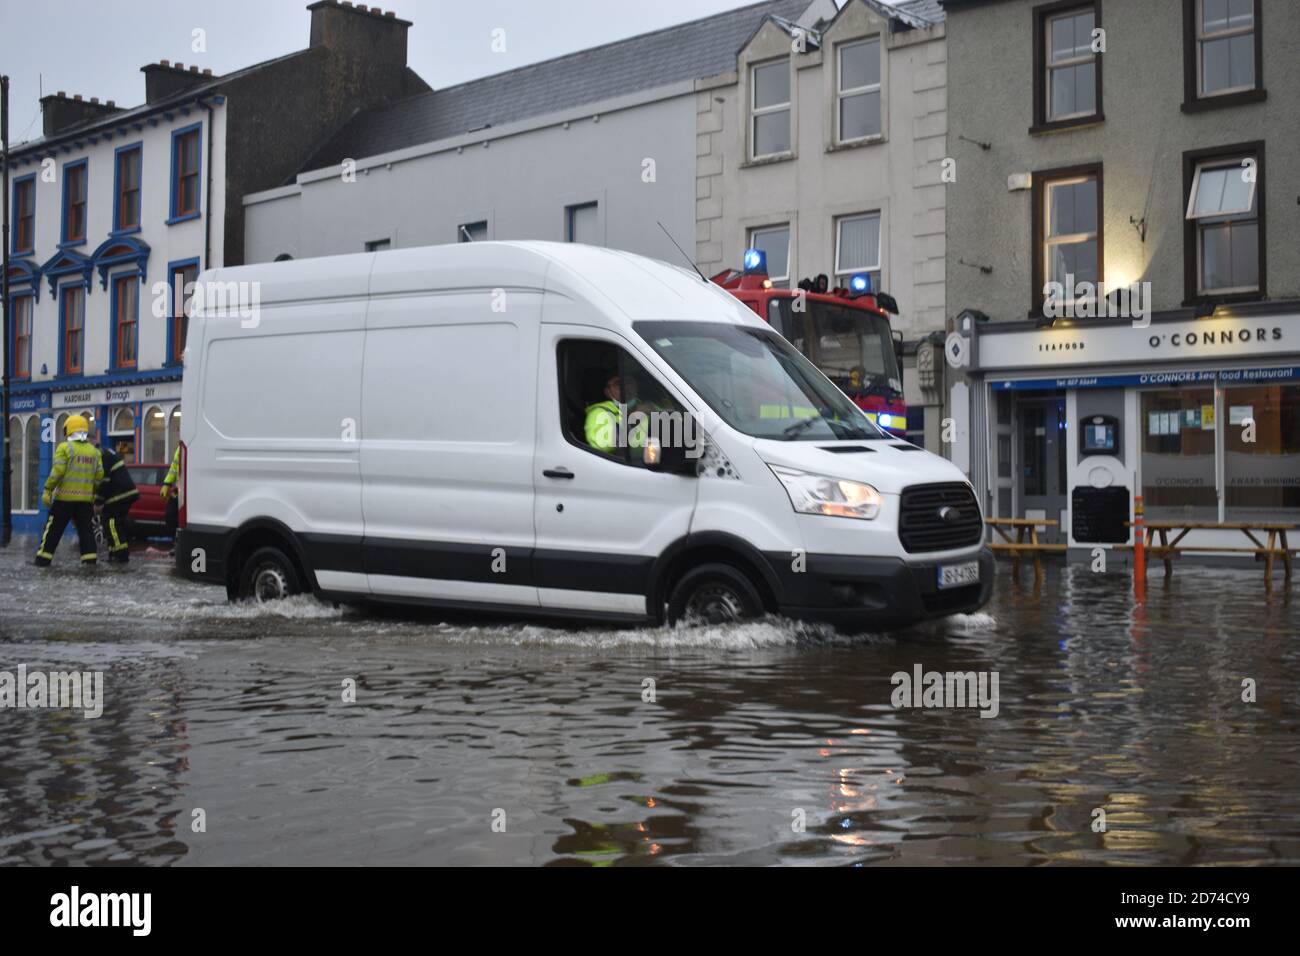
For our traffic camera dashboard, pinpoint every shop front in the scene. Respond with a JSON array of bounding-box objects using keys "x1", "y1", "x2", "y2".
[
  {"x1": 962, "y1": 304, "x2": 1300, "y2": 556},
  {"x1": 7, "y1": 376, "x2": 182, "y2": 536}
]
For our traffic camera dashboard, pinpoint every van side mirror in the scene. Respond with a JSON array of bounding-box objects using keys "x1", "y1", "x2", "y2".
[{"x1": 643, "y1": 438, "x2": 697, "y2": 476}]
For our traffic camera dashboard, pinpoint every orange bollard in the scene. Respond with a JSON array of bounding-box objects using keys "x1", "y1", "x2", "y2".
[{"x1": 1133, "y1": 494, "x2": 1146, "y2": 603}]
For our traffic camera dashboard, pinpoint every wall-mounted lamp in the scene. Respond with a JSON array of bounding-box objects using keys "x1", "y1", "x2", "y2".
[{"x1": 1007, "y1": 172, "x2": 1032, "y2": 192}]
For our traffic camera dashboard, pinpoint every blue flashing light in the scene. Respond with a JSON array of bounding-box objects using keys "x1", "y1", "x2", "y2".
[
  {"x1": 849, "y1": 273, "x2": 872, "y2": 294},
  {"x1": 743, "y1": 248, "x2": 767, "y2": 274}
]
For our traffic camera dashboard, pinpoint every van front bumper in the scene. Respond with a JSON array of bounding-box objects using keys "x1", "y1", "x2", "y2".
[{"x1": 764, "y1": 547, "x2": 994, "y2": 631}]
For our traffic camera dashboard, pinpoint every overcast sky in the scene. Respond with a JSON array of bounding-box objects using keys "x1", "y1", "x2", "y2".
[{"x1": 1, "y1": 0, "x2": 801, "y2": 146}]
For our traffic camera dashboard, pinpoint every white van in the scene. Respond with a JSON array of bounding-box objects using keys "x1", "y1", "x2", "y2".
[{"x1": 176, "y1": 242, "x2": 991, "y2": 630}]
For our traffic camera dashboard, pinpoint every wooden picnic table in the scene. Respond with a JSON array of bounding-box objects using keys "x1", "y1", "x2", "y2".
[
  {"x1": 986, "y1": 517, "x2": 1067, "y2": 582},
  {"x1": 1124, "y1": 520, "x2": 1298, "y2": 584}
]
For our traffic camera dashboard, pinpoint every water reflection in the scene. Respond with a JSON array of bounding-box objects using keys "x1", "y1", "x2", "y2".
[{"x1": 1, "y1": 541, "x2": 1298, "y2": 865}]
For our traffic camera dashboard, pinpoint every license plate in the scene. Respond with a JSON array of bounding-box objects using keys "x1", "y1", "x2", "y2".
[{"x1": 937, "y1": 560, "x2": 980, "y2": 589}]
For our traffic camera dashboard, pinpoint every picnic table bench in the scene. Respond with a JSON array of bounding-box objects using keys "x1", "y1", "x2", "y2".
[
  {"x1": 1122, "y1": 520, "x2": 1298, "y2": 584},
  {"x1": 986, "y1": 517, "x2": 1067, "y2": 581}
]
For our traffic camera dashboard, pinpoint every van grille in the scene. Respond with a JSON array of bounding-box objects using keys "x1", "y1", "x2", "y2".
[{"x1": 898, "y1": 482, "x2": 983, "y2": 554}]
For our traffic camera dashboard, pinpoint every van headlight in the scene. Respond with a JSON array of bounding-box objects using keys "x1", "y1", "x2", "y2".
[{"x1": 769, "y1": 465, "x2": 882, "y2": 520}]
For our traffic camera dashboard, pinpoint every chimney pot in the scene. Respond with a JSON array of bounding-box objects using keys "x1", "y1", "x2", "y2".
[
  {"x1": 385, "y1": 10, "x2": 395, "y2": 17},
  {"x1": 56, "y1": 90, "x2": 66, "y2": 98},
  {"x1": 203, "y1": 68, "x2": 213, "y2": 76},
  {"x1": 342, "y1": 1, "x2": 352, "y2": 6},
  {"x1": 161, "y1": 59, "x2": 171, "y2": 67},
  {"x1": 107, "y1": 100, "x2": 116, "y2": 107},
  {"x1": 357, "y1": 4, "x2": 368, "y2": 10},
  {"x1": 90, "y1": 96, "x2": 99, "y2": 104},
  {"x1": 73, "y1": 94, "x2": 83, "y2": 101},
  {"x1": 189, "y1": 65, "x2": 199, "y2": 73}
]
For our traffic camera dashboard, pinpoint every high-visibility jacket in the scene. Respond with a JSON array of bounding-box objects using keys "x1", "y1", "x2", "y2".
[
  {"x1": 97, "y1": 446, "x2": 140, "y2": 506},
  {"x1": 162, "y1": 446, "x2": 180, "y2": 488},
  {"x1": 44, "y1": 439, "x2": 105, "y2": 503},
  {"x1": 584, "y1": 400, "x2": 648, "y2": 454}
]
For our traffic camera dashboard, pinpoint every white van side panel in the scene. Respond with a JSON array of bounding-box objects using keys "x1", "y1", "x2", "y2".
[
  {"x1": 360, "y1": 289, "x2": 542, "y2": 602},
  {"x1": 191, "y1": 297, "x2": 366, "y2": 542}
]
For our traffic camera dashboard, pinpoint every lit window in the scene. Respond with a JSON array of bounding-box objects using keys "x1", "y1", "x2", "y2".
[{"x1": 1041, "y1": 173, "x2": 1099, "y2": 293}]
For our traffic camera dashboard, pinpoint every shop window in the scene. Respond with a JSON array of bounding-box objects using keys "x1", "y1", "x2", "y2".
[
  {"x1": 835, "y1": 213, "x2": 881, "y2": 293},
  {"x1": 556, "y1": 340, "x2": 683, "y2": 467},
  {"x1": 167, "y1": 406, "x2": 182, "y2": 459},
  {"x1": 1141, "y1": 388, "x2": 1217, "y2": 520},
  {"x1": 110, "y1": 407, "x2": 137, "y2": 463},
  {"x1": 837, "y1": 37, "x2": 882, "y2": 142},
  {"x1": 24, "y1": 415, "x2": 40, "y2": 511},
  {"x1": 144, "y1": 405, "x2": 166, "y2": 462},
  {"x1": 749, "y1": 224, "x2": 790, "y2": 289},
  {"x1": 1224, "y1": 384, "x2": 1300, "y2": 520},
  {"x1": 1032, "y1": 2, "x2": 1102, "y2": 131},
  {"x1": 7, "y1": 417, "x2": 20, "y2": 512},
  {"x1": 1185, "y1": 149, "x2": 1261, "y2": 297},
  {"x1": 751, "y1": 58, "x2": 791, "y2": 159}
]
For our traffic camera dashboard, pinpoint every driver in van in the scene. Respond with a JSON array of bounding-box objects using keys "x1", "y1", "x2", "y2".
[{"x1": 585, "y1": 372, "x2": 653, "y2": 454}]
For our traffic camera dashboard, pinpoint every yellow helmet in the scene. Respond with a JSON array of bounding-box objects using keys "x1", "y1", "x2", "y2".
[{"x1": 65, "y1": 414, "x2": 90, "y2": 439}]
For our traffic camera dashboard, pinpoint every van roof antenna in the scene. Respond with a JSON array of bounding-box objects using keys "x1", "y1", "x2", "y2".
[{"x1": 657, "y1": 221, "x2": 709, "y2": 284}]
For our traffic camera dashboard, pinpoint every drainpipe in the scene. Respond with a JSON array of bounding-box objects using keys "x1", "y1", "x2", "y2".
[{"x1": 203, "y1": 102, "x2": 214, "y2": 271}]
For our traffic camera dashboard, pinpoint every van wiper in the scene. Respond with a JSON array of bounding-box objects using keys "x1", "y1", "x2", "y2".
[{"x1": 782, "y1": 416, "x2": 821, "y2": 438}]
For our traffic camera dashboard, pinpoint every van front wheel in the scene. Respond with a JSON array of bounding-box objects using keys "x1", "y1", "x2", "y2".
[
  {"x1": 238, "y1": 546, "x2": 303, "y2": 603},
  {"x1": 667, "y1": 563, "x2": 764, "y2": 626}
]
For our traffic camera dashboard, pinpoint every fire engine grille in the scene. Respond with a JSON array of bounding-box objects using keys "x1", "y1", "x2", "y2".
[{"x1": 898, "y1": 482, "x2": 983, "y2": 554}]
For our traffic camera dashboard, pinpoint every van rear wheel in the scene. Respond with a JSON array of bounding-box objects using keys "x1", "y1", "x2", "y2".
[
  {"x1": 238, "y1": 546, "x2": 303, "y2": 603},
  {"x1": 667, "y1": 563, "x2": 764, "y2": 626}
]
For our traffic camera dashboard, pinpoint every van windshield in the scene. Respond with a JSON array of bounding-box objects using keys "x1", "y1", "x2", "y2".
[{"x1": 634, "y1": 321, "x2": 887, "y2": 441}]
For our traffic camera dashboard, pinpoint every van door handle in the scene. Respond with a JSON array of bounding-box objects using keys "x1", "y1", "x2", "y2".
[{"x1": 543, "y1": 468, "x2": 575, "y2": 479}]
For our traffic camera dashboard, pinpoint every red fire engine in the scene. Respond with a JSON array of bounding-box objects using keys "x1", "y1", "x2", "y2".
[{"x1": 710, "y1": 252, "x2": 908, "y2": 437}]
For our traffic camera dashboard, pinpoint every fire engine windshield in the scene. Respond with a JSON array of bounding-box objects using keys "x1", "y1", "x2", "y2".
[
  {"x1": 634, "y1": 321, "x2": 887, "y2": 442},
  {"x1": 767, "y1": 299, "x2": 902, "y2": 402}
]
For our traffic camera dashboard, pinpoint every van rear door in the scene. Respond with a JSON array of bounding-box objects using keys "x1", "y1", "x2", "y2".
[{"x1": 359, "y1": 289, "x2": 542, "y2": 608}]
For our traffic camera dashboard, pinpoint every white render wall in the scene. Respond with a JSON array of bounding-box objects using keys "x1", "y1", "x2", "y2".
[
  {"x1": 3, "y1": 104, "x2": 227, "y2": 382},
  {"x1": 243, "y1": 88, "x2": 697, "y2": 265}
]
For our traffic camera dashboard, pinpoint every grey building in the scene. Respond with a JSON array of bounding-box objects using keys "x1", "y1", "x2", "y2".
[
  {"x1": 942, "y1": 0, "x2": 1300, "y2": 555},
  {"x1": 243, "y1": 0, "x2": 816, "y2": 263}
]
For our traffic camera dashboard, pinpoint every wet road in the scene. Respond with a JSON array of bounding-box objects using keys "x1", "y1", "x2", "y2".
[{"x1": 1, "y1": 538, "x2": 1297, "y2": 866}]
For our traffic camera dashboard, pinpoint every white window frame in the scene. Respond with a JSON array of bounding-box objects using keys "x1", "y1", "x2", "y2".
[
  {"x1": 836, "y1": 37, "x2": 882, "y2": 144},
  {"x1": 833, "y1": 212, "x2": 882, "y2": 288},
  {"x1": 750, "y1": 59, "x2": 791, "y2": 160},
  {"x1": 1186, "y1": 156, "x2": 1260, "y2": 296},
  {"x1": 1043, "y1": 175, "x2": 1098, "y2": 300},
  {"x1": 1196, "y1": 0, "x2": 1256, "y2": 98},
  {"x1": 1045, "y1": 7, "x2": 1097, "y2": 122},
  {"x1": 747, "y1": 224, "x2": 791, "y2": 288}
]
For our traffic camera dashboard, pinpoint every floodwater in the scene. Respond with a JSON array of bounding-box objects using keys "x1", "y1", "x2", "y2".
[{"x1": 1, "y1": 537, "x2": 1297, "y2": 866}]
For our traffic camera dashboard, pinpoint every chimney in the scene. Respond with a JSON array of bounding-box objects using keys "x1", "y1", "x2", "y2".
[
  {"x1": 307, "y1": 0, "x2": 412, "y2": 63},
  {"x1": 40, "y1": 92, "x2": 124, "y2": 137},
  {"x1": 141, "y1": 59, "x2": 219, "y2": 103}
]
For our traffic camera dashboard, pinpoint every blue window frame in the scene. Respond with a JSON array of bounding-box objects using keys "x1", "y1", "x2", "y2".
[
  {"x1": 110, "y1": 271, "x2": 141, "y2": 370},
  {"x1": 60, "y1": 158, "x2": 89, "y2": 247},
  {"x1": 168, "y1": 122, "x2": 203, "y2": 224},
  {"x1": 12, "y1": 173, "x2": 36, "y2": 255},
  {"x1": 8, "y1": 292, "x2": 36, "y2": 380},
  {"x1": 166, "y1": 257, "x2": 201, "y2": 366},
  {"x1": 112, "y1": 142, "x2": 143, "y2": 235}
]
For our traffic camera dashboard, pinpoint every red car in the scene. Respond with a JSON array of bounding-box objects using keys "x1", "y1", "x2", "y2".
[{"x1": 124, "y1": 462, "x2": 171, "y2": 538}]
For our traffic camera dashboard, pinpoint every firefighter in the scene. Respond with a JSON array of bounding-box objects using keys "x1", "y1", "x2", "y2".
[
  {"x1": 160, "y1": 445, "x2": 180, "y2": 551},
  {"x1": 94, "y1": 426, "x2": 139, "y2": 564},
  {"x1": 35, "y1": 414, "x2": 105, "y2": 568}
]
